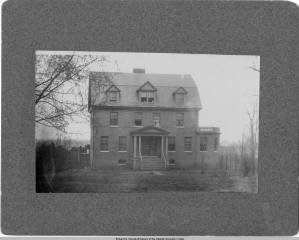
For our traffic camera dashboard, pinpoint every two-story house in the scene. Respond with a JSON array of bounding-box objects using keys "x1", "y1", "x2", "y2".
[{"x1": 88, "y1": 68, "x2": 220, "y2": 170}]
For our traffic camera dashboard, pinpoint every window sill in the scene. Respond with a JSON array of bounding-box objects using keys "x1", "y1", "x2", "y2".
[
  {"x1": 110, "y1": 125, "x2": 120, "y2": 127},
  {"x1": 184, "y1": 151, "x2": 193, "y2": 153},
  {"x1": 118, "y1": 151, "x2": 128, "y2": 152},
  {"x1": 176, "y1": 126, "x2": 185, "y2": 128},
  {"x1": 100, "y1": 151, "x2": 110, "y2": 152},
  {"x1": 168, "y1": 151, "x2": 176, "y2": 153},
  {"x1": 134, "y1": 125, "x2": 143, "y2": 128},
  {"x1": 200, "y1": 151, "x2": 208, "y2": 152}
]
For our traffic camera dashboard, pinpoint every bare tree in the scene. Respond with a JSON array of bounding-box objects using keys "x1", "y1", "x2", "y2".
[
  {"x1": 249, "y1": 56, "x2": 260, "y2": 73},
  {"x1": 248, "y1": 57, "x2": 260, "y2": 175},
  {"x1": 247, "y1": 102, "x2": 259, "y2": 175},
  {"x1": 35, "y1": 54, "x2": 107, "y2": 132}
]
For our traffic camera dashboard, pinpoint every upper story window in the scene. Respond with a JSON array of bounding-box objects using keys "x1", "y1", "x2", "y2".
[
  {"x1": 137, "y1": 81, "x2": 157, "y2": 104},
  {"x1": 176, "y1": 113, "x2": 184, "y2": 127},
  {"x1": 173, "y1": 87, "x2": 187, "y2": 104},
  {"x1": 200, "y1": 136, "x2": 208, "y2": 151},
  {"x1": 110, "y1": 112, "x2": 118, "y2": 126},
  {"x1": 134, "y1": 112, "x2": 143, "y2": 126},
  {"x1": 153, "y1": 112, "x2": 160, "y2": 127},
  {"x1": 106, "y1": 85, "x2": 120, "y2": 102}
]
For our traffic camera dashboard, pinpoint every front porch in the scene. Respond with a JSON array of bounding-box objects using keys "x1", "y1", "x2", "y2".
[{"x1": 131, "y1": 126, "x2": 169, "y2": 170}]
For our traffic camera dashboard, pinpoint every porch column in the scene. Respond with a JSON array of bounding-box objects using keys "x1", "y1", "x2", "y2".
[
  {"x1": 165, "y1": 136, "x2": 168, "y2": 158},
  {"x1": 161, "y1": 136, "x2": 164, "y2": 157},
  {"x1": 139, "y1": 136, "x2": 141, "y2": 156},
  {"x1": 134, "y1": 136, "x2": 137, "y2": 158}
]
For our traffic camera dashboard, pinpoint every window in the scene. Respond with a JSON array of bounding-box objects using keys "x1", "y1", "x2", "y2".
[
  {"x1": 173, "y1": 87, "x2": 187, "y2": 104},
  {"x1": 140, "y1": 91, "x2": 155, "y2": 103},
  {"x1": 118, "y1": 136, "x2": 127, "y2": 151},
  {"x1": 153, "y1": 112, "x2": 160, "y2": 127},
  {"x1": 110, "y1": 112, "x2": 118, "y2": 126},
  {"x1": 169, "y1": 159, "x2": 175, "y2": 165},
  {"x1": 176, "y1": 113, "x2": 184, "y2": 127},
  {"x1": 134, "y1": 112, "x2": 143, "y2": 126},
  {"x1": 176, "y1": 93, "x2": 185, "y2": 103},
  {"x1": 200, "y1": 136, "x2": 208, "y2": 151},
  {"x1": 184, "y1": 137, "x2": 192, "y2": 152},
  {"x1": 118, "y1": 159, "x2": 127, "y2": 164},
  {"x1": 109, "y1": 91, "x2": 119, "y2": 102},
  {"x1": 214, "y1": 137, "x2": 219, "y2": 151},
  {"x1": 100, "y1": 136, "x2": 109, "y2": 151},
  {"x1": 106, "y1": 85, "x2": 120, "y2": 102},
  {"x1": 168, "y1": 136, "x2": 176, "y2": 151}
]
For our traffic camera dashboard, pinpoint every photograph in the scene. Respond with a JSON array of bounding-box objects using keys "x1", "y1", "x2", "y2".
[{"x1": 35, "y1": 51, "x2": 259, "y2": 193}]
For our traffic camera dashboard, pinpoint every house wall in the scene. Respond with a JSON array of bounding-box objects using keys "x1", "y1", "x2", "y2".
[
  {"x1": 196, "y1": 133, "x2": 221, "y2": 172},
  {"x1": 90, "y1": 108, "x2": 202, "y2": 169}
]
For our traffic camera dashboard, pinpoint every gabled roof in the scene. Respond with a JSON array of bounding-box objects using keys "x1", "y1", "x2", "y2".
[
  {"x1": 130, "y1": 126, "x2": 169, "y2": 135},
  {"x1": 137, "y1": 81, "x2": 157, "y2": 92},
  {"x1": 173, "y1": 87, "x2": 188, "y2": 95},
  {"x1": 105, "y1": 84, "x2": 120, "y2": 93},
  {"x1": 89, "y1": 71, "x2": 202, "y2": 110}
]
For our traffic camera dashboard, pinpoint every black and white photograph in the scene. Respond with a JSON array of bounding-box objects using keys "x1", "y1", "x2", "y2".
[{"x1": 35, "y1": 51, "x2": 260, "y2": 193}]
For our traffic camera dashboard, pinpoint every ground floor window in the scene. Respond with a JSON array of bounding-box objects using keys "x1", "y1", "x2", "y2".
[
  {"x1": 118, "y1": 136, "x2": 127, "y2": 151},
  {"x1": 118, "y1": 158, "x2": 127, "y2": 164},
  {"x1": 168, "y1": 136, "x2": 176, "y2": 151},
  {"x1": 100, "y1": 136, "x2": 109, "y2": 151},
  {"x1": 214, "y1": 136, "x2": 219, "y2": 151},
  {"x1": 200, "y1": 136, "x2": 208, "y2": 151},
  {"x1": 169, "y1": 158, "x2": 175, "y2": 164},
  {"x1": 184, "y1": 137, "x2": 192, "y2": 151}
]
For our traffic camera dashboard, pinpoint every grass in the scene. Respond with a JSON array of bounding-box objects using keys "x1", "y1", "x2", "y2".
[{"x1": 47, "y1": 168, "x2": 258, "y2": 193}]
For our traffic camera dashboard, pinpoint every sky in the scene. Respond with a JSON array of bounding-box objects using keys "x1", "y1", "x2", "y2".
[{"x1": 36, "y1": 51, "x2": 260, "y2": 145}]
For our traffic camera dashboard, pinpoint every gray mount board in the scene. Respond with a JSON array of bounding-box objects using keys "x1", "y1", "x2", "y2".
[{"x1": 2, "y1": 0, "x2": 298, "y2": 236}]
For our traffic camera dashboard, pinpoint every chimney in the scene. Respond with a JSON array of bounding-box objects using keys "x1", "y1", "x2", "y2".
[{"x1": 133, "y1": 68, "x2": 145, "y2": 74}]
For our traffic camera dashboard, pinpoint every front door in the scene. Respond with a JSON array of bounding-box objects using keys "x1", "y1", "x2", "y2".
[{"x1": 141, "y1": 136, "x2": 161, "y2": 156}]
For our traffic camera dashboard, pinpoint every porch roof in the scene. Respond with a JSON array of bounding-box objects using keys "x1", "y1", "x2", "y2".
[{"x1": 130, "y1": 126, "x2": 170, "y2": 136}]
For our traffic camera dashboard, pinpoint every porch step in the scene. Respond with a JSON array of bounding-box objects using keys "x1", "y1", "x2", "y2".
[{"x1": 141, "y1": 156, "x2": 165, "y2": 170}]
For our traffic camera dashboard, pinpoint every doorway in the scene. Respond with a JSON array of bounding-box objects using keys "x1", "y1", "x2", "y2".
[{"x1": 141, "y1": 136, "x2": 161, "y2": 156}]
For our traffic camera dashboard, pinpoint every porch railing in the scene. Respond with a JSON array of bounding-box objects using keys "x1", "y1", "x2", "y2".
[
  {"x1": 139, "y1": 149, "x2": 143, "y2": 170},
  {"x1": 161, "y1": 151, "x2": 167, "y2": 169}
]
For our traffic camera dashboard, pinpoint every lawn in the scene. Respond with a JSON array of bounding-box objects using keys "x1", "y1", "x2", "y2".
[{"x1": 49, "y1": 168, "x2": 258, "y2": 193}]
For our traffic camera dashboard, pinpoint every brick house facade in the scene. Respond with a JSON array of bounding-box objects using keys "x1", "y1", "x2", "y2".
[{"x1": 88, "y1": 68, "x2": 220, "y2": 170}]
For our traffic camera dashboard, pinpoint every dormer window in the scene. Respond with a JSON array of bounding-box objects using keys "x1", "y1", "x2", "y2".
[
  {"x1": 137, "y1": 81, "x2": 157, "y2": 104},
  {"x1": 176, "y1": 93, "x2": 185, "y2": 103},
  {"x1": 106, "y1": 85, "x2": 120, "y2": 102},
  {"x1": 173, "y1": 87, "x2": 187, "y2": 103},
  {"x1": 140, "y1": 91, "x2": 154, "y2": 103},
  {"x1": 109, "y1": 91, "x2": 119, "y2": 102}
]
